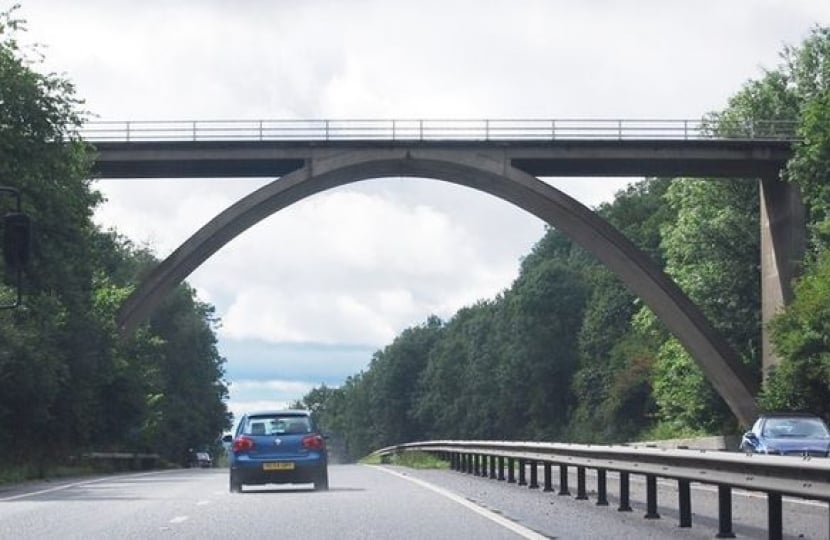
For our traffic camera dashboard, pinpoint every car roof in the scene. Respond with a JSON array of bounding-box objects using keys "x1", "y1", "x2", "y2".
[
  {"x1": 243, "y1": 409, "x2": 310, "y2": 418},
  {"x1": 759, "y1": 412, "x2": 824, "y2": 419}
]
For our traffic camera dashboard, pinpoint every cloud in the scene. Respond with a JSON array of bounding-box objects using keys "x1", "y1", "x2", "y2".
[
  {"x1": 219, "y1": 339, "x2": 375, "y2": 382},
  {"x1": 19, "y1": 0, "x2": 830, "y2": 410},
  {"x1": 226, "y1": 400, "x2": 294, "y2": 427},
  {"x1": 230, "y1": 380, "x2": 317, "y2": 395}
]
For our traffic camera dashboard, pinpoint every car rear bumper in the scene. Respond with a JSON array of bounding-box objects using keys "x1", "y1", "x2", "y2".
[{"x1": 230, "y1": 454, "x2": 326, "y2": 485}]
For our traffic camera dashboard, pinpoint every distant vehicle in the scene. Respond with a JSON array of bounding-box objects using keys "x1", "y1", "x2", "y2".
[
  {"x1": 739, "y1": 413, "x2": 830, "y2": 457},
  {"x1": 223, "y1": 409, "x2": 328, "y2": 492},
  {"x1": 194, "y1": 452, "x2": 212, "y2": 468}
]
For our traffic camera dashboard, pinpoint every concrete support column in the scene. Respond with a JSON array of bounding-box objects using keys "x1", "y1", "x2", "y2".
[{"x1": 760, "y1": 177, "x2": 805, "y2": 380}]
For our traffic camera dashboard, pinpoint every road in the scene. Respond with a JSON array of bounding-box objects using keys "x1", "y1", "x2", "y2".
[{"x1": 0, "y1": 464, "x2": 826, "y2": 539}]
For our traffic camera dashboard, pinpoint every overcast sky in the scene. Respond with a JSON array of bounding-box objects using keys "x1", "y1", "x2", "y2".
[{"x1": 17, "y1": 0, "x2": 830, "y2": 421}]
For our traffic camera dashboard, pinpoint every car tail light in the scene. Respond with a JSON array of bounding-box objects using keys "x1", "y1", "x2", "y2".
[
  {"x1": 232, "y1": 436, "x2": 255, "y2": 453},
  {"x1": 301, "y1": 434, "x2": 325, "y2": 451}
]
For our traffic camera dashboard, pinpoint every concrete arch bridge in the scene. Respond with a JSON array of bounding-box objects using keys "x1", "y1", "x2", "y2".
[{"x1": 85, "y1": 118, "x2": 801, "y2": 426}]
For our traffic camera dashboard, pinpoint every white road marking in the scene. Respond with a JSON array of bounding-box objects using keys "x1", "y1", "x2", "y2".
[
  {"x1": 0, "y1": 469, "x2": 179, "y2": 502},
  {"x1": 373, "y1": 466, "x2": 548, "y2": 540},
  {"x1": 170, "y1": 516, "x2": 189, "y2": 524},
  {"x1": 196, "y1": 500, "x2": 211, "y2": 506}
]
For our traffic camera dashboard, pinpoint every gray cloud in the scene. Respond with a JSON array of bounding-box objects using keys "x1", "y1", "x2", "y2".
[{"x1": 19, "y1": 0, "x2": 830, "y2": 410}]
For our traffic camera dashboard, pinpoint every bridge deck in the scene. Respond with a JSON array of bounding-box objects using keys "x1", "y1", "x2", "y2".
[{"x1": 91, "y1": 139, "x2": 792, "y2": 179}]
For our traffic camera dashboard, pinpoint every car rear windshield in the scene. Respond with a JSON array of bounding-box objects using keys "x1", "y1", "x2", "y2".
[
  {"x1": 242, "y1": 415, "x2": 312, "y2": 436},
  {"x1": 763, "y1": 417, "x2": 830, "y2": 438}
]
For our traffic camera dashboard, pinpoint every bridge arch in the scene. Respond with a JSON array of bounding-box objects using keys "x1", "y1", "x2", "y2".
[{"x1": 116, "y1": 147, "x2": 758, "y2": 424}]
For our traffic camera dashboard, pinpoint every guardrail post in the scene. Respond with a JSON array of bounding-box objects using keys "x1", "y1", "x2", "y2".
[
  {"x1": 528, "y1": 461, "x2": 539, "y2": 489},
  {"x1": 576, "y1": 467, "x2": 588, "y2": 500},
  {"x1": 497, "y1": 456, "x2": 505, "y2": 481},
  {"x1": 768, "y1": 492, "x2": 782, "y2": 540},
  {"x1": 644, "y1": 474, "x2": 660, "y2": 519},
  {"x1": 419, "y1": 119, "x2": 423, "y2": 141},
  {"x1": 617, "y1": 119, "x2": 623, "y2": 140},
  {"x1": 489, "y1": 455, "x2": 497, "y2": 479},
  {"x1": 481, "y1": 455, "x2": 489, "y2": 477},
  {"x1": 716, "y1": 485, "x2": 735, "y2": 538},
  {"x1": 258, "y1": 120, "x2": 263, "y2": 141},
  {"x1": 618, "y1": 472, "x2": 632, "y2": 512},
  {"x1": 596, "y1": 469, "x2": 608, "y2": 506},
  {"x1": 518, "y1": 459, "x2": 527, "y2": 486},
  {"x1": 543, "y1": 463, "x2": 553, "y2": 492},
  {"x1": 474, "y1": 454, "x2": 480, "y2": 476},
  {"x1": 679, "y1": 479, "x2": 691, "y2": 527},
  {"x1": 551, "y1": 119, "x2": 556, "y2": 140},
  {"x1": 558, "y1": 464, "x2": 570, "y2": 496},
  {"x1": 507, "y1": 458, "x2": 516, "y2": 483},
  {"x1": 325, "y1": 120, "x2": 330, "y2": 141},
  {"x1": 125, "y1": 121, "x2": 131, "y2": 142},
  {"x1": 192, "y1": 121, "x2": 197, "y2": 141},
  {"x1": 485, "y1": 119, "x2": 490, "y2": 141}
]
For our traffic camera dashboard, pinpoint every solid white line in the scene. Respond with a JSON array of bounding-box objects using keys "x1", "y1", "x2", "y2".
[
  {"x1": 373, "y1": 466, "x2": 547, "y2": 540},
  {"x1": 0, "y1": 469, "x2": 179, "y2": 502}
]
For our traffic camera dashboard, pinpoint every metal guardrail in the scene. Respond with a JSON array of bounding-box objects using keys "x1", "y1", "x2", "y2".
[
  {"x1": 79, "y1": 451, "x2": 161, "y2": 471},
  {"x1": 373, "y1": 440, "x2": 830, "y2": 539},
  {"x1": 79, "y1": 118, "x2": 800, "y2": 142}
]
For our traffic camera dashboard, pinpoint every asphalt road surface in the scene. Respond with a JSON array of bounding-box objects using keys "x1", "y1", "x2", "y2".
[{"x1": 0, "y1": 464, "x2": 826, "y2": 539}]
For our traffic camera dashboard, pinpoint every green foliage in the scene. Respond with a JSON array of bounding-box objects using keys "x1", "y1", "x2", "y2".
[
  {"x1": 639, "y1": 176, "x2": 761, "y2": 434},
  {"x1": 0, "y1": 8, "x2": 230, "y2": 475},
  {"x1": 298, "y1": 28, "x2": 830, "y2": 452},
  {"x1": 567, "y1": 178, "x2": 671, "y2": 442},
  {"x1": 753, "y1": 27, "x2": 830, "y2": 420},
  {"x1": 637, "y1": 419, "x2": 708, "y2": 442},
  {"x1": 762, "y1": 250, "x2": 830, "y2": 416}
]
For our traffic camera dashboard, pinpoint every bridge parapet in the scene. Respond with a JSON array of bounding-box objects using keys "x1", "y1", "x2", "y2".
[{"x1": 81, "y1": 118, "x2": 799, "y2": 143}]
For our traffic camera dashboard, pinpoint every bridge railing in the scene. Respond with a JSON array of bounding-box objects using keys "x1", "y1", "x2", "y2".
[
  {"x1": 80, "y1": 118, "x2": 799, "y2": 142},
  {"x1": 372, "y1": 439, "x2": 829, "y2": 538}
]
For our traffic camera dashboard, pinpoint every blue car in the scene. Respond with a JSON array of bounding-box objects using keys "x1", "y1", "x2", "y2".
[
  {"x1": 739, "y1": 413, "x2": 830, "y2": 457},
  {"x1": 224, "y1": 409, "x2": 328, "y2": 492}
]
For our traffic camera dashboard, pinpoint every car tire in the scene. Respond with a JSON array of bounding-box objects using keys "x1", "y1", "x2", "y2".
[
  {"x1": 229, "y1": 471, "x2": 242, "y2": 493},
  {"x1": 313, "y1": 467, "x2": 329, "y2": 491}
]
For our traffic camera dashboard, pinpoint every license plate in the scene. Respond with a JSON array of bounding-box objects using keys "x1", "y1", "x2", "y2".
[{"x1": 263, "y1": 462, "x2": 294, "y2": 471}]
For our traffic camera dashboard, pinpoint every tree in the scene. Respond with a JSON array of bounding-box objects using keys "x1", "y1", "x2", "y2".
[
  {"x1": 0, "y1": 5, "x2": 101, "y2": 463},
  {"x1": 0, "y1": 7, "x2": 231, "y2": 470}
]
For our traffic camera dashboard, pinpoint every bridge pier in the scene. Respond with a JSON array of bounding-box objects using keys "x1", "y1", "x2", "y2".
[{"x1": 760, "y1": 177, "x2": 805, "y2": 380}]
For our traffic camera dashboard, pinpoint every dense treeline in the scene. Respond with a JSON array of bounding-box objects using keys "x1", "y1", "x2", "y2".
[
  {"x1": 0, "y1": 8, "x2": 230, "y2": 475},
  {"x1": 297, "y1": 27, "x2": 830, "y2": 461}
]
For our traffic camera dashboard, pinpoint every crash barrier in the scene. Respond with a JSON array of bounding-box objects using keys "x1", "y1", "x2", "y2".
[
  {"x1": 373, "y1": 440, "x2": 830, "y2": 540},
  {"x1": 79, "y1": 452, "x2": 160, "y2": 471}
]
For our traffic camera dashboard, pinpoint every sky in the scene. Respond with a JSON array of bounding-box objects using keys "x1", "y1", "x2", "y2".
[{"x1": 16, "y1": 0, "x2": 830, "y2": 422}]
